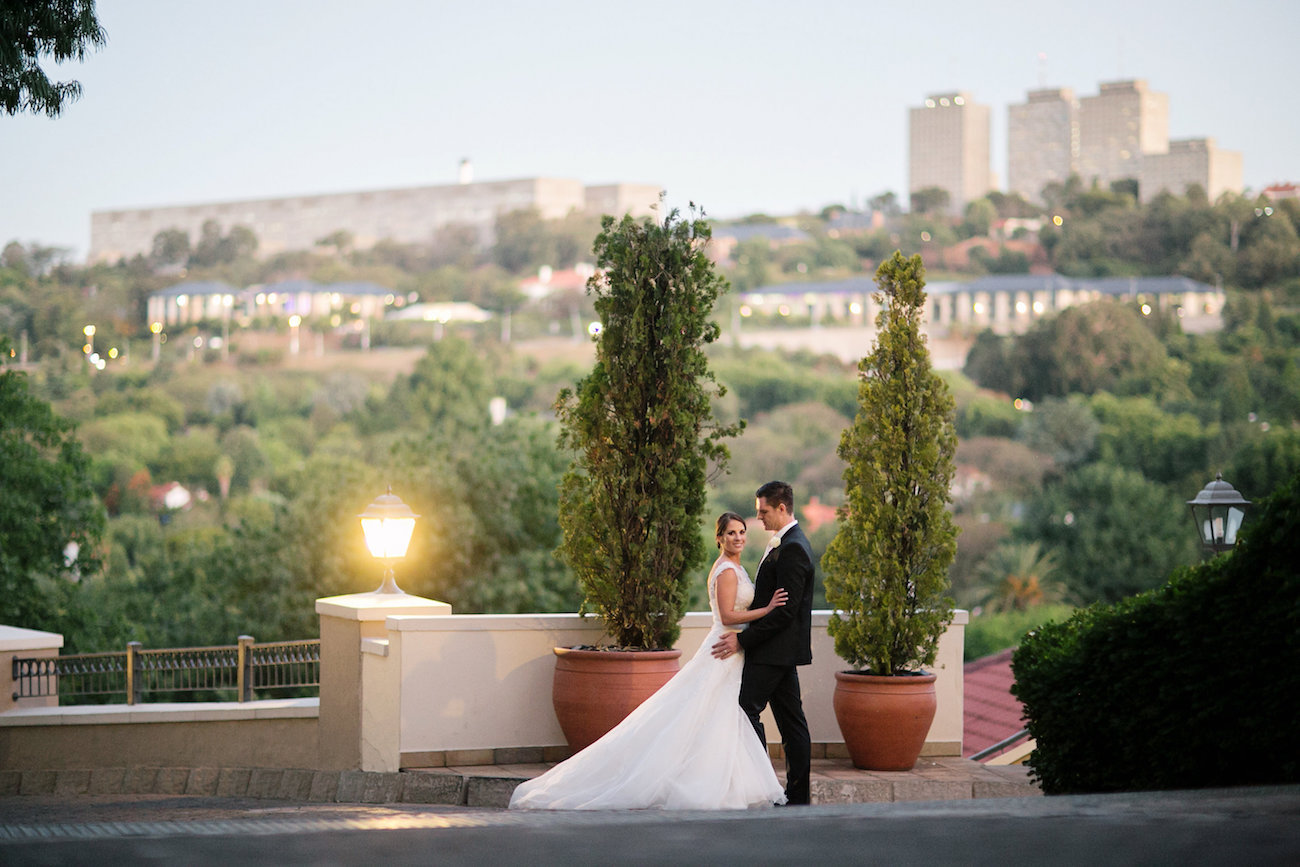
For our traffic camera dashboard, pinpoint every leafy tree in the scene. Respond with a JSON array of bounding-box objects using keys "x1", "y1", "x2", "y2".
[
  {"x1": 964, "y1": 604, "x2": 1076, "y2": 661},
  {"x1": 1017, "y1": 396, "x2": 1099, "y2": 468},
  {"x1": 909, "y1": 187, "x2": 951, "y2": 215},
  {"x1": 961, "y1": 198, "x2": 997, "y2": 238},
  {"x1": 719, "y1": 400, "x2": 849, "y2": 507},
  {"x1": 314, "y1": 229, "x2": 354, "y2": 255},
  {"x1": 428, "y1": 223, "x2": 483, "y2": 269},
  {"x1": 975, "y1": 541, "x2": 1066, "y2": 612},
  {"x1": 370, "y1": 336, "x2": 496, "y2": 436},
  {"x1": 955, "y1": 436, "x2": 1054, "y2": 502},
  {"x1": 188, "y1": 220, "x2": 258, "y2": 268},
  {"x1": 1007, "y1": 302, "x2": 1169, "y2": 401},
  {"x1": 1016, "y1": 462, "x2": 1198, "y2": 605},
  {"x1": 867, "y1": 191, "x2": 901, "y2": 218},
  {"x1": 491, "y1": 209, "x2": 555, "y2": 273},
  {"x1": 149, "y1": 229, "x2": 191, "y2": 269},
  {"x1": 153, "y1": 427, "x2": 222, "y2": 489},
  {"x1": 821, "y1": 251, "x2": 958, "y2": 674},
  {"x1": 1, "y1": 0, "x2": 106, "y2": 117},
  {"x1": 986, "y1": 191, "x2": 1039, "y2": 220},
  {"x1": 962, "y1": 329, "x2": 1015, "y2": 396},
  {"x1": 1089, "y1": 392, "x2": 1212, "y2": 489},
  {"x1": 1226, "y1": 428, "x2": 1300, "y2": 502},
  {"x1": 955, "y1": 391, "x2": 1021, "y2": 439},
  {"x1": 394, "y1": 417, "x2": 578, "y2": 613},
  {"x1": 0, "y1": 348, "x2": 104, "y2": 630},
  {"x1": 556, "y1": 208, "x2": 742, "y2": 649}
]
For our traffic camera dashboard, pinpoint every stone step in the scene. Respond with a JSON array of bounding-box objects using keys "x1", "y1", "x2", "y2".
[{"x1": 0, "y1": 757, "x2": 1039, "y2": 810}]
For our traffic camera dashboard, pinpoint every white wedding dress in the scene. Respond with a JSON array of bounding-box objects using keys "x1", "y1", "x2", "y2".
[{"x1": 509, "y1": 559, "x2": 787, "y2": 810}]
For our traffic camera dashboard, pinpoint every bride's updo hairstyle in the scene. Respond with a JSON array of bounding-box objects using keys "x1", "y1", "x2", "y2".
[{"x1": 715, "y1": 511, "x2": 745, "y2": 548}]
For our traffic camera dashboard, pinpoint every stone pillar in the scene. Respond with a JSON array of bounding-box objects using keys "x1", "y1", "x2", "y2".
[
  {"x1": 993, "y1": 289, "x2": 1011, "y2": 328},
  {"x1": 316, "y1": 593, "x2": 451, "y2": 771},
  {"x1": 955, "y1": 292, "x2": 972, "y2": 325},
  {"x1": 1, "y1": 625, "x2": 64, "y2": 713}
]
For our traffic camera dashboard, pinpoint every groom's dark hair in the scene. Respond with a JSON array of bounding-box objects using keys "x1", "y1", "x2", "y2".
[{"x1": 756, "y1": 480, "x2": 794, "y2": 513}]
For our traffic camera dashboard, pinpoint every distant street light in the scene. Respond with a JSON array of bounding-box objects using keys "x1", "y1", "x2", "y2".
[
  {"x1": 1187, "y1": 473, "x2": 1251, "y2": 555},
  {"x1": 289, "y1": 314, "x2": 301, "y2": 355},
  {"x1": 359, "y1": 487, "x2": 419, "y2": 595}
]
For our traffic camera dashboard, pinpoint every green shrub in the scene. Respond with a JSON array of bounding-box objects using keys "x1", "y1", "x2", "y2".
[{"x1": 1012, "y1": 470, "x2": 1300, "y2": 794}]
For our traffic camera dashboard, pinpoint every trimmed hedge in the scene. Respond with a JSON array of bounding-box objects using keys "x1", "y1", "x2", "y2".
[{"x1": 1011, "y1": 470, "x2": 1300, "y2": 794}]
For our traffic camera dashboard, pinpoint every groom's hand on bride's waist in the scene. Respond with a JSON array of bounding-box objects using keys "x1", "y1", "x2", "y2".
[{"x1": 711, "y1": 632, "x2": 740, "y2": 659}]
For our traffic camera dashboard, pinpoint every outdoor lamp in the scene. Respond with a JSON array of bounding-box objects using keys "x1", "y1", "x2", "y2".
[
  {"x1": 359, "y1": 486, "x2": 419, "y2": 594},
  {"x1": 1187, "y1": 473, "x2": 1251, "y2": 555}
]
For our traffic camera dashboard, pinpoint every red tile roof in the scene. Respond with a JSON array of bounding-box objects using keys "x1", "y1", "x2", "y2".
[{"x1": 963, "y1": 648, "x2": 1027, "y2": 759}]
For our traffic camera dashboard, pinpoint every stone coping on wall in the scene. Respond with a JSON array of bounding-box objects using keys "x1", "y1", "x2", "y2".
[
  {"x1": 0, "y1": 625, "x2": 64, "y2": 652},
  {"x1": 315, "y1": 594, "x2": 451, "y2": 621},
  {"x1": 0, "y1": 698, "x2": 319, "y2": 727},
  {"x1": 382, "y1": 610, "x2": 968, "y2": 632}
]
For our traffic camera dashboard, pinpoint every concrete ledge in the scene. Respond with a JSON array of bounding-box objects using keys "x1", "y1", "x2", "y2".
[
  {"x1": 0, "y1": 757, "x2": 1039, "y2": 806},
  {"x1": 277, "y1": 769, "x2": 316, "y2": 800},
  {"x1": 216, "y1": 768, "x2": 253, "y2": 797},
  {"x1": 0, "y1": 698, "x2": 319, "y2": 727},
  {"x1": 89, "y1": 768, "x2": 126, "y2": 794},
  {"x1": 401, "y1": 771, "x2": 467, "y2": 805},
  {"x1": 248, "y1": 769, "x2": 286, "y2": 799}
]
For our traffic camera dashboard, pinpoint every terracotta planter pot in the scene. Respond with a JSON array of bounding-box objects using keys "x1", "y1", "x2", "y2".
[
  {"x1": 552, "y1": 647, "x2": 682, "y2": 753},
  {"x1": 833, "y1": 670, "x2": 938, "y2": 771}
]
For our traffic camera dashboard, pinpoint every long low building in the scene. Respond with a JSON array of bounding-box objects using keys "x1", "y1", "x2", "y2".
[
  {"x1": 146, "y1": 279, "x2": 397, "y2": 327},
  {"x1": 90, "y1": 175, "x2": 661, "y2": 264},
  {"x1": 739, "y1": 274, "x2": 1225, "y2": 334}
]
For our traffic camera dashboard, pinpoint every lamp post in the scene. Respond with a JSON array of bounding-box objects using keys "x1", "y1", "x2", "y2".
[
  {"x1": 1187, "y1": 473, "x2": 1251, "y2": 556},
  {"x1": 289, "y1": 315, "x2": 301, "y2": 355},
  {"x1": 359, "y1": 487, "x2": 419, "y2": 594}
]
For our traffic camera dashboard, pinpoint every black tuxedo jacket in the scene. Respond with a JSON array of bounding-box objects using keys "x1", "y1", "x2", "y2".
[{"x1": 737, "y1": 523, "x2": 814, "y2": 666}]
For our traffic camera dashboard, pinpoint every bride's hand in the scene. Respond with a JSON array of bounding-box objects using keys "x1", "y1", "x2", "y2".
[{"x1": 764, "y1": 588, "x2": 789, "y2": 612}]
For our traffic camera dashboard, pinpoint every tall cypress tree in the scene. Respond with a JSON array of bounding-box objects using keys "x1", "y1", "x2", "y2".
[
  {"x1": 822, "y1": 251, "x2": 958, "y2": 675},
  {"x1": 556, "y1": 208, "x2": 742, "y2": 649}
]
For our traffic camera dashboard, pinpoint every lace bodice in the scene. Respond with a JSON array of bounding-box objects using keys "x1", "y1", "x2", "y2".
[{"x1": 708, "y1": 559, "x2": 754, "y2": 626}]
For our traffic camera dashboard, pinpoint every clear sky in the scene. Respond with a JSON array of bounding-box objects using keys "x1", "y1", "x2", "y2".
[{"x1": 3, "y1": 0, "x2": 1297, "y2": 261}]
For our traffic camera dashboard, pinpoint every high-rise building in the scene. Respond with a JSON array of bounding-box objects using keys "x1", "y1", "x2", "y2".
[
  {"x1": 1007, "y1": 88, "x2": 1078, "y2": 204},
  {"x1": 1078, "y1": 79, "x2": 1169, "y2": 188},
  {"x1": 909, "y1": 91, "x2": 991, "y2": 216},
  {"x1": 1141, "y1": 138, "x2": 1243, "y2": 203}
]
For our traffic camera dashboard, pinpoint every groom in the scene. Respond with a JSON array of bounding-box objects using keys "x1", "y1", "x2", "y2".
[{"x1": 712, "y1": 480, "x2": 814, "y2": 805}]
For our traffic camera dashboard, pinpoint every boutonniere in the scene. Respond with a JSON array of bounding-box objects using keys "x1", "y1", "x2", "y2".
[{"x1": 764, "y1": 536, "x2": 781, "y2": 559}]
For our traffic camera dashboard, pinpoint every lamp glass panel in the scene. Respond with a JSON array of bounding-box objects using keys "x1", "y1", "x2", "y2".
[
  {"x1": 382, "y1": 517, "x2": 415, "y2": 559},
  {"x1": 361, "y1": 517, "x2": 413, "y2": 559},
  {"x1": 361, "y1": 517, "x2": 387, "y2": 558},
  {"x1": 1225, "y1": 507, "x2": 1245, "y2": 545},
  {"x1": 1212, "y1": 504, "x2": 1232, "y2": 545}
]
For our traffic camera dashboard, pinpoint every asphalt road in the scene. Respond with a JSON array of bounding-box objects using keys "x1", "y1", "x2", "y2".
[{"x1": 2, "y1": 786, "x2": 1298, "y2": 865}]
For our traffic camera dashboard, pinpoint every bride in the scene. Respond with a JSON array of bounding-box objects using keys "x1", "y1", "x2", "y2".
[{"x1": 509, "y1": 512, "x2": 789, "y2": 810}]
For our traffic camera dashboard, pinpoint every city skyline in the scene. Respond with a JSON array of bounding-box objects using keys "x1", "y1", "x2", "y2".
[{"x1": 2, "y1": 0, "x2": 1297, "y2": 261}]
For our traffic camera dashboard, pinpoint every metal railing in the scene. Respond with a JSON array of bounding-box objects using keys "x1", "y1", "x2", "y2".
[
  {"x1": 969, "y1": 728, "x2": 1031, "y2": 762},
  {"x1": 11, "y1": 636, "x2": 320, "y2": 705}
]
